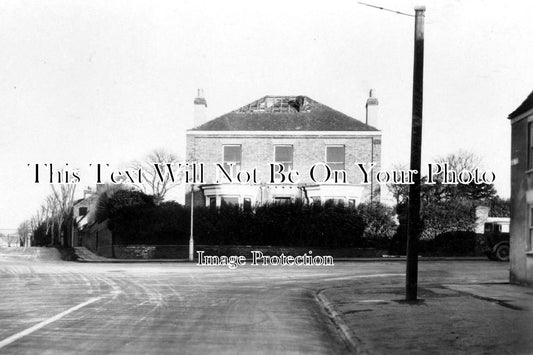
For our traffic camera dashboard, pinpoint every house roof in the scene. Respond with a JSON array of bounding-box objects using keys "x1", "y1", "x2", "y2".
[
  {"x1": 191, "y1": 95, "x2": 378, "y2": 131},
  {"x1": 509, "y1": 90, "x2": 533, "y2": 119}
]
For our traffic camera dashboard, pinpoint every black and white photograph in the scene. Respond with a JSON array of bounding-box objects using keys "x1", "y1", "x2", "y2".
[{"x1": 1, "y1": 0, "x2": 532, "y2": 353}]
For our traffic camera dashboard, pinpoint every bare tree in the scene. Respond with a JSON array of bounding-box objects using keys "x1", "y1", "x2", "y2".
[
  {"x1": 130, "y1": 149, "x2": 183, "y2": 204},
  {"x1": 17, "y1": 220, "x2": 31, "y2": 247},
  {"x1": 30, "y1": 206, "x2": 45, "y2": 233},
  {"x1": 44, "y1": 195, "x2": 58, "y2": 244},
  {"x1": 51, "y1": 184, "x2": 76, "y2": 246},
  {"x1": 389, "y1": 151, "x2": 494, "y2": 206},
  {"x1": 27, "y1": 204, "x2": 50, "y2": 246},
  {"x1": 433, "y1": 150, "x2": 495, "y2": 202},
  {"x1": 6, "y1": 233, "x2": 19, "y2": 247},
  {"x1": 436, "y1": 150, "x2": 482, "y2": 172}
]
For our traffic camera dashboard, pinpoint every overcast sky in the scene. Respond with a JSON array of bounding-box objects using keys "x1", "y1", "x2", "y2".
[{"x1": 1, "y1": 0, "x2": 531, "y2": 230}]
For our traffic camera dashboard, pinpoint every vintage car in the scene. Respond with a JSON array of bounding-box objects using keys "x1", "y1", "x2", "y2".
[{"x1": 484, "y1": 220, "x2": 510, "y2": 261}]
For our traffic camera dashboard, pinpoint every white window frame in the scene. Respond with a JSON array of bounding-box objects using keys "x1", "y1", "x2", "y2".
[
  {"x1": 274, "y1": 144, "x2": 294, "y2": 171},
  {"x1": 222, "y1": 145, "x2": 242, "y2": 172},
  {"x1": 220, "y1": 195, "x2": 240, "y2": 207},
  {"x1": 273, "y1": 196, "x2": 292, "y2": 204},
  {"x1": 325, "y1": 145, "x2": 345, "y2": 171}
]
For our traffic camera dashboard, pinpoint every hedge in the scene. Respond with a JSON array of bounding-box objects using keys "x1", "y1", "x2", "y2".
[{"x1": 105, "y1": 193, "x2": 397, "y2": 248}]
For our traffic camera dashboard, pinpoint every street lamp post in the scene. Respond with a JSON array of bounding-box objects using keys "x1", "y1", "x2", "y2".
[{"x1": 189, "y1": 184, "x2": 194, "y2": 262}]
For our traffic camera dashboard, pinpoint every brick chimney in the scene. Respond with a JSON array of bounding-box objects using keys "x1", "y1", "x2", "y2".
[
  {"x1": 365, "y1": 89, "x2": 379, "y2": 128},
  {"x1": 194, "y1": 89, "x2": 208, "y2": 128},
  {"x1": 83, "y1": 186, "x2": 93, "y2": 199}
]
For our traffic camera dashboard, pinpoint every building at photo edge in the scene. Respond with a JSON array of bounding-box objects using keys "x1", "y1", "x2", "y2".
[
  {"x1": 185, "y1": 90, "x2": 382, "y2": 208},
  {"x1": 509, "y1": 89, "x2": 533, "y2": 286}
]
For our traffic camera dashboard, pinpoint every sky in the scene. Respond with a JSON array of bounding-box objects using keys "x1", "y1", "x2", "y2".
[{"x1": 1, "y1": 0, "x2": 532, "y2": 230}]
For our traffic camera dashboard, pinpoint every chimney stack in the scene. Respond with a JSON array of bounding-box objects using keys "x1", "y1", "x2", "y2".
[
  {"x1": 365, "y1": 89, "x2": 379, "y2": 128},
  {"x1": 194, "y1": 89, "x2": 208, "y2": 128},
  {"x1": 83, "y1": 187, "x2": 93, "y2": 199}
]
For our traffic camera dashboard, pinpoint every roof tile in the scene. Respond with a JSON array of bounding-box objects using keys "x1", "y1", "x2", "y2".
[{"x1": 191, "y1": 95, "x2": 378, "y2": 131}]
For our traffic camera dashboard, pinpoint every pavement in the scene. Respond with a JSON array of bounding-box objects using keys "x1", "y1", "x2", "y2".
[
  {"x1": 0, "y1": 247, "x2": 531, "y2": 354},
  {"x1": 318, "y1": 281, "x2": 533, "y2": 354}
]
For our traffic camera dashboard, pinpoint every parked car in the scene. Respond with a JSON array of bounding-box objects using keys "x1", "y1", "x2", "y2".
[{"x1": 484, "y1": 221, "x2": 510, "y2": 261}]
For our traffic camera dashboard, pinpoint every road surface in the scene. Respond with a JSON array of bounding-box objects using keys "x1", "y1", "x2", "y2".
[{"x1": 0, "y1": 249, "x2": 508, "y2": 354}]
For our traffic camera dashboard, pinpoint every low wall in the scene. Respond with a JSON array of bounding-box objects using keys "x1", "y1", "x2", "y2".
[
  {"x1": 112, "y1": 244, "x2": 386, "y2": 259},
  {"x1": 113, "y1": 245, "x2": 189, "y2": 259}
]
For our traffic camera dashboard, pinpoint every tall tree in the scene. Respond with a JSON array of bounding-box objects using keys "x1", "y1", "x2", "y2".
[
  {"x1": 93, "y1": 184, "x2": 129, "y2": 223},
  {"x1": 130, "y1": 149, "x2": 182, "y2": 204},
  {"x1": 489, "y1": 196, "x2": 511, "y2": 217},
  {"x1": 45, "y1": 195, "x2": 58, "y2": 244},
  {"x1": 432, "y1": 150, "x2": 496, "y2": 203},
  {"x1": 17, "y1": 220, "x2": 31, "y2": 247},
  {"x1": 51, "y1": 184, "x2": 76, "y2": 245},
  {"x1": 387, "y1": 164, "x2": 410, "y2": 205},
  {"x1": 394, "y1": 151, "x2": 495, "y2": 245}
]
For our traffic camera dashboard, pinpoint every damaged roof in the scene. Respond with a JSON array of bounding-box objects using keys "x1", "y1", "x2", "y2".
[{"x1": 191, "y1": 95, "x2": 378, "y2": 131}]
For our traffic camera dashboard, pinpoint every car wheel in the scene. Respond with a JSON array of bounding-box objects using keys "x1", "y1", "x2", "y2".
[{"x1": 495, "y1": 244, "x2": 510, "y2": 262}]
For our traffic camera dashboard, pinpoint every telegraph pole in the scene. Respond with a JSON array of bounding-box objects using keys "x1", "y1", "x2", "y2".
[{"x1": 406, "y1": 6, "x2": 425, "y2": 302}]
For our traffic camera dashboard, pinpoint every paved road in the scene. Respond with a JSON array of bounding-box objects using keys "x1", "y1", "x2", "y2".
[{"x1": 0, "y1": 250, "x2": 508, "y2": 354}]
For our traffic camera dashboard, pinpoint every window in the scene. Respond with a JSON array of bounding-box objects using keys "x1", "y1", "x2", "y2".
[
  {"x1": 223, "y1": 145, "x2": 242, "y2": 172},
  {"x1": 78, "y1": 207, "x2": 88, "y2": 216},
  {"x1": 326, "y1": 198, "x2": 345, "y2": 206},
  {"x1": 274, "y1": 197, "x2": 291, "y2": 204},
  {"x1": 348, "y1": 199, "x2": 356, "y2": 209},
  {"x1": 501, "y1": 224, "x2": 509, "y2": 233},
  {"x1": 275, "y1": 145, "x2": 293, "y2": 171},
  {"x1": 209, "y1": 197, "x2": 216, "y2": 210},
  {"x1": 326, "y1": 146, "x2": 345, "y2": 170},
  {"x1": 221, "y1": 196, "x2": 239, "y2": 206},
  {"x1": 529, "y1": 123, "x2": 533, "y2": 170},
  {"x1": 243, "y1": 198, "x2": 252, "y2": 210}
]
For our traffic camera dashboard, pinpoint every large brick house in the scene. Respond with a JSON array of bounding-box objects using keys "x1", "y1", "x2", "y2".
[
  {"x1": 185, "y1": 91, "x2": 382, "y2": 208},
  {"x1": 509, "y1": 90, "x2": 533, "y2": 285}
]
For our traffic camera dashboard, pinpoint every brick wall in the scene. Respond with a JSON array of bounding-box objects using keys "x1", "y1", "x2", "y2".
[
  {"x1": 113, "y1": 245, "x2": 190, "y2": 259},
  {"x1": 112, "y1": 244, "x2": 386, "y2": 259},
  {"x1": 186, "y1": 133, "x2": 381, "y2": 190},
  {"x1": 85, "y1": 220, "x2": 113, "y2": 258},
  {"x1": 510, "y1": 116, "x2": 532, "y2": 285}
]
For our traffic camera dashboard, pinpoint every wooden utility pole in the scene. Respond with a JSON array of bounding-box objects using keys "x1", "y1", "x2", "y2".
[{"x1": 406, "y1": 6, "x2": 425, "y2": 302}]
